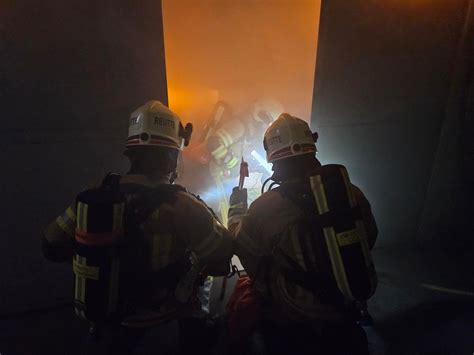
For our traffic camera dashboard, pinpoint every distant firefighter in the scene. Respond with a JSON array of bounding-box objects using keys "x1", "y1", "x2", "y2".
[
  {"x1": 226, "y1": 113, "x2": 378, "y2": 355},
  {"x1": 42, "y1": 101, "x2": 233, "y2": 355},
  {"x1": 181, "y1": 98, "x2": 283, "y2": 224},
  {"x1": 205, "y1": 97, "x2": 283, "y2": 178}
]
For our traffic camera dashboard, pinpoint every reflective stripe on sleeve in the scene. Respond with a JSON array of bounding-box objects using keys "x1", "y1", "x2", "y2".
[
  {"x1": 228, "y1": 202, "x2": 247, "y2": 221},
  {"x1": 225, "y1": 156, "x2": 239, "y2": 169},
  {"x1": 55, "y1": 206, "x2": 76, "y2": 236},
  {"x1": 216, "y1": 129, "x2": 234, "y2": 147},
  {"x1": 211, "y1": 145, "x2": 228, "y2": 160}
]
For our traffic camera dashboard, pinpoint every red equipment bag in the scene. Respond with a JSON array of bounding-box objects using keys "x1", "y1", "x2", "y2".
[{"x1": 226, "y1": 276, "x2": 263, "y2": 342}]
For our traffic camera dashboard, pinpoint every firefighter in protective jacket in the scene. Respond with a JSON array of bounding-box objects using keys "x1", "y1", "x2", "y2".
[
  {"x1": 227, "y1": 113, "x2": 378, "y2": 355},
  {"x1": 205, "y1": 97, "x2": 283, "y2": 178},
  {"x1": 42, "y1": 101, "x2": 233, "y2": 354}
]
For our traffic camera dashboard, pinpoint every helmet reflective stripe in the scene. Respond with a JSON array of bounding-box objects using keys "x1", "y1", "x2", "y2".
[
  {"x1": 263, "y1": 113, "x2": 317, "y2": 163},
  {"x1": 126, "y1": 100, "x2": 186, "y2": 150}
]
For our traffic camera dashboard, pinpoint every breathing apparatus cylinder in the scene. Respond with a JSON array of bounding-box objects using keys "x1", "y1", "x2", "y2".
[
  {"x1": 73, "y1": 175, "x2": 124, "y2": 323},
  {"x1": 308, "y1": 164, "x2": 377, "y2": 302}
]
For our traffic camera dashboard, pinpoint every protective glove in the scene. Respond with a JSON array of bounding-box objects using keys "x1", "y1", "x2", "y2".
[
  {"x1": 228, "y1": 187, "x2": 248, "y2": 227},
  {"x1": 229, "y1": 187, "x2": 248, "y2": 211}
]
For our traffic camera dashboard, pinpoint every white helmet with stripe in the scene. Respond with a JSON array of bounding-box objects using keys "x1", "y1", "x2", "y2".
[
  {"x1": 263, "y1": 113, "x2": 318, "y2": 162},
  {"x1": 126, "y1": 100, "x2": 192, "y2": 150}
]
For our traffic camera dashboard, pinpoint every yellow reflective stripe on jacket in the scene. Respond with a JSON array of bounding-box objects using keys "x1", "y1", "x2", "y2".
[
  {"x1": 55, "y1": 206, "x2": 76, "y2": 237},
  {"x1": 228, "y1": 202, "x2": 246, "y2": 214},
  {"x1": 225, "y1": 155, "x2": 239, "y2": 169},
  {"x1": 73, "y1": 255, "x2": 87, "y2": 319},
  {"x1": 74, "y1": 255, "x2": 87, "y2": 302},
  {"x1": 216, "y1": 128, "x2": 234, "y2": 148},
  {"x1": 65, "y1": 206, "x2": 76, "y2": 221},
  {"x1": 55, "y1": 217, "x2": 74, "y2": 236},
  {"x1": 211, "y1": 145, "x2": 228, "y2": 160}
]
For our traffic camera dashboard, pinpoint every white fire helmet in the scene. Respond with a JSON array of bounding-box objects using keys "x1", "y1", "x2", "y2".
[
  {"x1": 263, "y1": 113, "x2": 318, "y2": 162},
  {"x1": 126, "y1": 100, "x2": 192, "y2": 150},
  {"x1": 253, "y1": 97, "x2": 284, "y2": 124}
]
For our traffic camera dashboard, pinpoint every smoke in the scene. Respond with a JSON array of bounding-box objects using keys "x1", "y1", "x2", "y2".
[{"x1": 162, "y1": 0, "x2": 321, "y2": 129}]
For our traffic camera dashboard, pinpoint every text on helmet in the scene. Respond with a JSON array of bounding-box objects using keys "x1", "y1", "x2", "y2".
[
  {"x1": 154, "y1": 116, "x2": 176, "y2": 129},
  {"x1": 267, "y1": 135, "x2": 283, "y2": 146}
]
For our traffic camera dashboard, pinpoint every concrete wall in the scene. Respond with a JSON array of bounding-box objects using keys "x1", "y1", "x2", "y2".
[
  {"x1": 417, "y1": 0, "x2": 474, "y2": 253},
  {"x1": 311, "y1": 0, "x2": 471, "y2": 248},
  {"x1": 0, "y1": 0, "x2": 167, "y2": 313}
]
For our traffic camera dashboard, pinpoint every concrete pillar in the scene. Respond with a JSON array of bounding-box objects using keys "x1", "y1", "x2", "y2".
[
  {"x1": 311, "y1": 0, "x2": 469, "y2": 248},
  {"x1": 0, "y1": 0, "x2": 167, "y2": 312},
  {"x1": 417, "y1": 0, "x2": 474, "y2": 252}
]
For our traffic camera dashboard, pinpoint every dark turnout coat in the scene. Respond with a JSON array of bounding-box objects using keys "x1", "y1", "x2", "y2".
[
  {"x1": 229, "y1": 174, "x2": 377, "y2": 324},
  {"x1": 43, "y1": 174, "x2": 233, "y2": 327}
]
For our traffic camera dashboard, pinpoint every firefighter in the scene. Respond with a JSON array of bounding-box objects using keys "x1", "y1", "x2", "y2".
[
  {"x1": 227, "y1": 113, "x2": 378, "y2": 355},
  {"x1": 188, "y1": 98, "x2": 282, "y2": 224},
  {"x1": 206, "y1": 97, "x2": 283, "y2": 179},
  {"x1": 42, "y1": 100, "x2": 233, "y2": 355}
]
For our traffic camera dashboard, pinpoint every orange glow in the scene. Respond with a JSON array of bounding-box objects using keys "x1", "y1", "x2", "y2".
[
  {"x1": 167, "y1": 85, "x2": 219, "y2": 126},
  {"x1": 162, "y1": 0, "x2": 321, "y2": 130}
]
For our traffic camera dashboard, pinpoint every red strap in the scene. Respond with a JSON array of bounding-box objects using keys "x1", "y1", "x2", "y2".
[{"x1": 75, "y1": 230, "x2": 122, "y2": 246}]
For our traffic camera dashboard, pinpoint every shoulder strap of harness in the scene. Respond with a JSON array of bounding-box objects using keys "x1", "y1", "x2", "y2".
[
  {"x1": 274, "y1": 179, "x2": 315, "y2": 212},
  {"x1": 117, "y1": 180, "x2": 190, "y2": 308},
  {"x1": 275, "y1": 175, "x2": 363, "y2": 228},
  {"x1": 122, "y1": 183, "x2": 186, "y2": 228},
  {"x1": 100, "y1": 172, "x2": 187, "y2": 227},
  {"x1": 269, "y1": 178, "x2": 346, "y2": 305}
]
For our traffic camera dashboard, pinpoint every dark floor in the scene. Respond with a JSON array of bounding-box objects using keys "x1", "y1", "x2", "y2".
[{"x1": 1, "y1": 248, "x2": 473, "y2": 355}]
